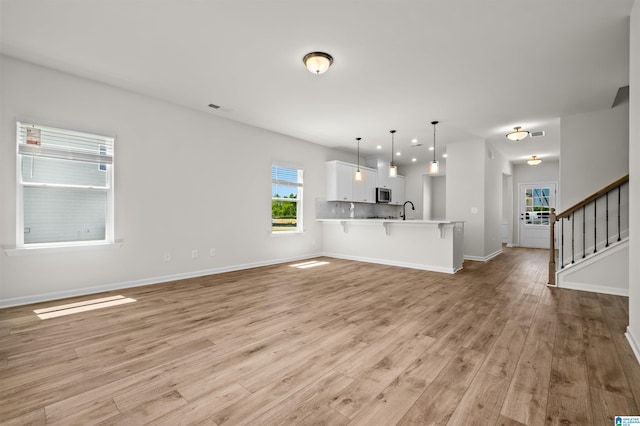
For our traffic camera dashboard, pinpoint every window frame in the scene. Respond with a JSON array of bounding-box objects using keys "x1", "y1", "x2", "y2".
[
  {"x1": 15, "y1": 122, "x2": 115, "y2": 249},
  {"x1": 271, "y1": 164, "x2": 303, "y2": 234}
]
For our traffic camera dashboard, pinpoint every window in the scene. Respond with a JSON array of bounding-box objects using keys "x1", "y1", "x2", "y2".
[
  {"x1": 271, "y1": 165, "x2": 303, "y2": 233},
  {"x1": 16, "y1": 122, "x2": 114, "y2": 247},
  {"x1": 524, "y1": 187, "x2": 551, "y2": 225}
]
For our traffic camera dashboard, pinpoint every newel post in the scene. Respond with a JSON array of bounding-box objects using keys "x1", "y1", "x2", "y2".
[{"x1": 548, "y1": 208, "x2": 557, "y2": 286}]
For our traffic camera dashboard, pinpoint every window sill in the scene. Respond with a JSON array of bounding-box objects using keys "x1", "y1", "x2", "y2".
[
  {"x1": 4, "y1": 241, "x2": 122, "y2": 256},
  {"x1": 270, "y1": 230, "x2": 305, "y2": 236}
]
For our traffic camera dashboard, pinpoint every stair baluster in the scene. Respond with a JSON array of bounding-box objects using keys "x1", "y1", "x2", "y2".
[
  {"x1": 582, "y1": 206, "x2": 586, "y2": 259},
  {"x1": 594, "y1": 201, "x2": 597, "y2": 254}
]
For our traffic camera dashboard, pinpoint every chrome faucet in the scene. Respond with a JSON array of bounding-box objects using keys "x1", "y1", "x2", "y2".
[{"x1": 401, "y1": 201, "x2": 415, "y2": 220}]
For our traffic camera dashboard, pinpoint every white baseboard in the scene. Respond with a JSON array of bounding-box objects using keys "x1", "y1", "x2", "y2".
[
  {"x1": 0, "y1": 253, "x2": 324, "y2": 308},
  {"x1": 626, "y1": 326, "x2": 640, "y2": 366},
  {"x1": 321, "y1": 252, "x2": 459, "y2": 274},
  {"x1": 558, "y1": 281, "x2": 629, "y2": 297},
  {"x1": 464, "y1": 249, "x2": 503, "y2": 262}
]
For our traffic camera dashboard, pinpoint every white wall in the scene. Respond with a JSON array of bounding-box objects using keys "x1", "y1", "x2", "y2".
[
  {"x1": 484, "y1": 146, "x2": 508, "y2": 258},
  {"x1": 628, "y1": 0, "x2": 640, "y2": 363},
  {"x1": 560, "y1": 103, "x2": 629, "y2": 211},
  {"x1": 0, "y1": 56, "x2": 347, "y2": 305},
  {"x1": 502, "y1": 173, "x2": 513, "y2": 244},
  {"x1": 558, "y1": 241, "x2": 629, "y2": 296},
  {"x1": 422, "y1": 175, "x2": 432, "y2": 220},
  {"x1": 400, "y1": 162, "x2": 428, "y2": 219},
  {"x1": 446, "y1": 139, "x2": 486, "y2": 259},
  {"x1": 431, "y1": 176, "x2": 446, "y2": 220},
  {"x1": 511, "y1": 160, "x2": 560, "y2": 245}
]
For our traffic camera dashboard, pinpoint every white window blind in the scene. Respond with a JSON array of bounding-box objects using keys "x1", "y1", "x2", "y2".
[
  {"x1": 18, "y1": 123, "x2": 114, "y2": 165},
  {"x1": 16, "y1": 122, "x2": 115, "y2": 246}
]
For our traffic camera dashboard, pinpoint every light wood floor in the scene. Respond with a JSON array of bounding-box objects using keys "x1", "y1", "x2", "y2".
[{"x1": 1, "y1": 248, "x2": 639, "y2": 425}]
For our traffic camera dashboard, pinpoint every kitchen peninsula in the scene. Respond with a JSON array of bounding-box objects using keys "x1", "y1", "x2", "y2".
[{"x1": 318, "y1": 218, "x2": 464, "y2": 273}]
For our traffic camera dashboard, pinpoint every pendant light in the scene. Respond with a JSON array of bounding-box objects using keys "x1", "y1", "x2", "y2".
[
  {"x1": 355, "y1": 137, "x2": 363, "y2": 181},
  {"x1": 429, "y1": 121, "x2": 439, "y2": 174},
  {"x1": 506, "y1": 126, "x2": 530, "y2": 141},
  {"x1": 527, "y1": 155, "x2": 542, "y2": 166},
  {"x1": 389, "y1": 130, "x2": 397, "y2": 178}
]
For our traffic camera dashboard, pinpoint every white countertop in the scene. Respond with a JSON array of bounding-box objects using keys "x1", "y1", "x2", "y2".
[{"x1": 317, "y1": 218, "x2": 464, "y2": 224}]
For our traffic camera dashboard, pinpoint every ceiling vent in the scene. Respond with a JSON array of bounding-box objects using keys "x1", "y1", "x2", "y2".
[{"x1": 530, "y1": 130, "x2": 545, "y2": 138}]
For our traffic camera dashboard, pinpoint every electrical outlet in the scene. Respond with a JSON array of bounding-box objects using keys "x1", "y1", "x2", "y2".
[
  {"x1": 210, "y1": 248, "x2": 216, "y2": 257},
  {"x1": 163, "y1": 252, "x2": 171, "y2": 262},
  {"x1": 191, "y1": 249, "x2": 199, "y2": 259}
]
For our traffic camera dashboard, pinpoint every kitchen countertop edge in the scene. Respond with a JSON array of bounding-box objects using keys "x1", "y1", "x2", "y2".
[{"x1": 316, "y1": 219, "x2": 465, "y2": 224}]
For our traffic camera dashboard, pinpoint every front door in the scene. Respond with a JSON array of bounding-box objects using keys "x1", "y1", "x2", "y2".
[{"x1": 519, "y1": 183, "x2": 556, "y2": 248}]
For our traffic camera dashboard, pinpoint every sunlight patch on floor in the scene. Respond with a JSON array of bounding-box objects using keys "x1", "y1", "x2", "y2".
[
  {"x1": 289, "y1": 260, "x2": 330, "y2": 269},
  {"x1": 34, "y1": 295, "x2": 136, "y2": 319}
]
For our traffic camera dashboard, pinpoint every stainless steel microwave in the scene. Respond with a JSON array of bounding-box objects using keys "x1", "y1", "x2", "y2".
[{"x1": 376, "y1": 187, "x2": 391, "y2": 203}]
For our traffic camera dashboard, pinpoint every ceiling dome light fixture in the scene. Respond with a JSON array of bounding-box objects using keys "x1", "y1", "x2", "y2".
[
  {"x1": 429, "y1": 121, "x2": 439, "y2": 174},
  {"x1": 303, "y1": 52, "x2": 333, "y2": 74},
  {"x1": 506, "y1": 126, "x2": 530, "y2": 142},
  {"x1": 527, "y1": 155, "x2": 542, "y2": 166},
  {"x1": 389, "y1": 130, "x2": 397, "y2": 178},
  {"x1": 355, "y1": 137, "x2": 363, "y2": 181}
]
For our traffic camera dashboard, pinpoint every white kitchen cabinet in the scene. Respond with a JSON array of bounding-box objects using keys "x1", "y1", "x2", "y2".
[
  {"x1": 390, "y1": 175, "x2": 406, "y2": 205},
  {"x1": 377, "y1": 171, "x2": 405, "y2": 204},
  {"x1": 326, "y1": 161, "x2": 352, "y2": 201},
  {"x1": 353, "y1": 168, "x2": 376, "y2": 203},
  {"x1": 376, "y1": 166, "x2": 392, "y2": 189},
  {"x1": 326, "y1": 161, "x2": 376, "y2": 203}
]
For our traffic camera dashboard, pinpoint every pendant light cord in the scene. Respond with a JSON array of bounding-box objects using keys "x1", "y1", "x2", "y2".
[
  {"x1": 390, "y1": 130, "x2": 396, "y2": 167},
  {"x1": 433, "y1": 124, "x2": 436, "y2": 162},
  {"x1": 431, "y1": 120, "x2": 439, "y2": 162}
]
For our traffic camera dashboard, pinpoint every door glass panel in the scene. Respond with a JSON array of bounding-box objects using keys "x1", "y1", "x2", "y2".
[{"x1": 524, "y1": 186, "x2": 552, "y2": 225}]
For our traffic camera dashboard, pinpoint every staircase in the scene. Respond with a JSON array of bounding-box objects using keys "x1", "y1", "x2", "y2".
[{"x1": 548, "y1": 175, "x2": 630, "y2": 294}]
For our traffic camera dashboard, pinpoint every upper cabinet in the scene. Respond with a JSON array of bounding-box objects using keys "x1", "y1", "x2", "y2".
[
  {"x1": 353, "y1": 167, "x2": 376, "y2": 203},
  {"x1": 390, "y1": 175, "x2": 405, "y2": 205},
  {"x1": 326, "y1": 161, "x2": 376, "y2": 203},
  {"x1": 375, "y1": 165, "x2": 405, "y2": 205}
]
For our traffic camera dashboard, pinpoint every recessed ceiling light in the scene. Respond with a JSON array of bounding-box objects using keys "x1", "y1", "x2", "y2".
[
  {"x1": 411, "y1": 138, "x2": 418, "y2": 143},
  {"x1": 442, "y1": 153, "x2": 448, "y2": 158},
  {"x1": 411, "y1": 158, "x2": 417, "y2": 162},
  {"x1": 396, "y1": 152, "x2": 401, "y2": 156},
  {"x1": 429, "y1": 146, "x2": 434, "y2": 151},
  {"x1": 376, "y1": 145, "x2": 382, "y2": 150}
]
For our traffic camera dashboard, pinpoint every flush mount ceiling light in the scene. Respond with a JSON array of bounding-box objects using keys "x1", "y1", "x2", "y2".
[
  {"x1": 303, "y1": 52, "x2": 333, "y2": 74},
  {"x1": 429, "y1": 121, "x2": 439, "y2": 174},
  {"x1": 389, "y1": 130, "x2": 397, "y2": 178},
  {"x1": 506, "y1": 126, "x2": 530, "y2": 142},
  {"x1": 355, "y1": 137, "x2": 363, "y2": 181},
  {"x1": 527, "y1": 155, "x2": 542, "y2": 166}
]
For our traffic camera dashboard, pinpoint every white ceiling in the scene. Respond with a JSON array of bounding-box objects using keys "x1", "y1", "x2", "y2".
[{"x1": 0, "y1": 0, "x2": 633, "y2": 166}]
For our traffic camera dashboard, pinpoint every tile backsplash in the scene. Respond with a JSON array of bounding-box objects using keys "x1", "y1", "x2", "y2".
[{"x1": 315, "y1": 199, "x2": 402, "y2": 219}]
